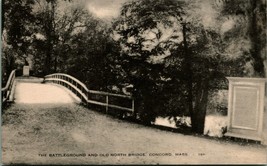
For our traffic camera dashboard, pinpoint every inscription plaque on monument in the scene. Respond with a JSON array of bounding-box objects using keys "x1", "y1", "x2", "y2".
[
  {"x1": 232, "y1": 87, "x2": 258, "y2": 130},
  {"x1": 226, "y1": 77, "x2": 266, "y2": 143}
]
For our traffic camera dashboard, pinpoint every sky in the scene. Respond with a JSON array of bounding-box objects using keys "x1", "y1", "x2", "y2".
[
  {"x1": 83, "y1": 0, "x2": 233, "y2": 32},
  {"x1": 81, "y1": 0, "x2": 235, "y2": 59},
  {"x1": 85, "y1": 0, "x2": 128, "y2": 20}
]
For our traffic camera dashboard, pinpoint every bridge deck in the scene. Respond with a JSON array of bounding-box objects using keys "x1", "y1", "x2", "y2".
[
  {"x1": 2, "y1": 80, "x2": 267, "y2": 164},
  {"x1": 15, "y1": 78, "x2": 81, "y2": 104}
]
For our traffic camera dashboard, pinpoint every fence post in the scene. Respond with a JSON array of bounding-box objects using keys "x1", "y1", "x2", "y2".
[
  {"x1": 86, "y1": 91, "x2": 89, "y2": 107},
  {"x1": 132, "y1": 99, "x2": 135, "y2": 112},
  {"x1": 132, "y1": 99, "x2": 136, "y2": 118},
  {"x1": 106, "y1": 95, "x2": 109, "y2": 113}
]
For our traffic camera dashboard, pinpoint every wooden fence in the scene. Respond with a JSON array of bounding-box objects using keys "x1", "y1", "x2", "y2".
[
  {"x1": 44, "y1": 73, "x2": 134, "y2": 114},
  {"x1": 2, "y1": 69, "x2": 16, "y2": 104}
]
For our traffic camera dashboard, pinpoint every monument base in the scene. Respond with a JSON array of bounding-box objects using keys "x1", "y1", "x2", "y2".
[{"x1": 225, "y1": 132, "x2": 262, "y2": 142}]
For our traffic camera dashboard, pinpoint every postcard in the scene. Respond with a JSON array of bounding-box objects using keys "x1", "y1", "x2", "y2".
[{"x1": 1, "y1": 0, "x2": 267, "y2": 165}]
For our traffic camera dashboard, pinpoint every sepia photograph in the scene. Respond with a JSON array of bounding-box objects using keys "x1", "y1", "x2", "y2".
[{"x1": 1, "y1": 0, "x2": 267, "y2": 165}]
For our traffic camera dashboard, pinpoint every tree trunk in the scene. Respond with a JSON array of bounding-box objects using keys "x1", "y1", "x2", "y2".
[
  {"x1": 44, "y1": 1, "x2": 56, "y2": 75},
  {"x1": 1, "y1": 0, "x2": 6, "y2": 34},
  {"x1": 182, "y1": 23, "x2": 194, "y2": 124},
  {"x1": 249, "y1": 0, "x2": 265, "y2": 77},
  {"x1": 7, "y1": 55, "x2": 15, "y2": 77},
  {"x1": 191, "y1": 79, "x2": 209, "y2": 134},
  {"x1": 54, "y1": 55, "x2": 58, "y2": 72},
  {"x1": 44, "y1": 43, "x2": 52, "y2": 75}
]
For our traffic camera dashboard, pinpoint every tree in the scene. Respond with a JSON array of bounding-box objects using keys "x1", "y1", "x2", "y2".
[
  {"x1": 113, "y1": 0, "x2": 186, "y2": 123},
  {"x1": 32, "y1": 0, "x2": 81, "y2": 76},
  {"x1": 2, "y1": 0, "x2": 34, "y2": 34},
  {"x1": 30, "y1": 1, "x2": 118, "y2": 89},
  {"x1": 33, "y1": 0, "x2": 59, "y2": 75},
  {"x1": 217, "y1": 0, "x2": 266, "y2": 77},
  {"x1": 114, "y1": 0, "x2": 245, "y2": 133},
  {"x1": 2, "y1": 0, "x2": 36, "y2": 78},
  {"x1": 65, "y1": 16, "x2": 115, "y2": 90}
]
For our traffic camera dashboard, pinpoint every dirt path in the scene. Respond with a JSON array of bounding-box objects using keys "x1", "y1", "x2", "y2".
[{"x1": 2, "y1": 82, "x2": 267, "y2": 165}]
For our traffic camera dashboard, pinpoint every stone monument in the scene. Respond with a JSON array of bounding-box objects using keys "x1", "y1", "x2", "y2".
[
  {"x1": 23, "y1": 66, "x2": 30, "y2": 76},
  {"x1": 226, "y1": 77, "x2": 266, "y2": 145}
]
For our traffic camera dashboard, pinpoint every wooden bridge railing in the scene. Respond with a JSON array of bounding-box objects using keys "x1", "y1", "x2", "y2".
[
  {"x1": 2, "y1": 69, "x2": 16, "y2": 104},
  {"x1": 44, "y1": 73, "x2": 134, "y2": 114}
]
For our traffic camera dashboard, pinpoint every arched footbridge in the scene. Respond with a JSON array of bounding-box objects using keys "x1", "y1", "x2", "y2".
[
  {"x1": 1, "y1": 70, "x2": 267, "y2": 165},
  {"x1": 2, "y1": 70, "x2": 135, "y2": 116}
]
